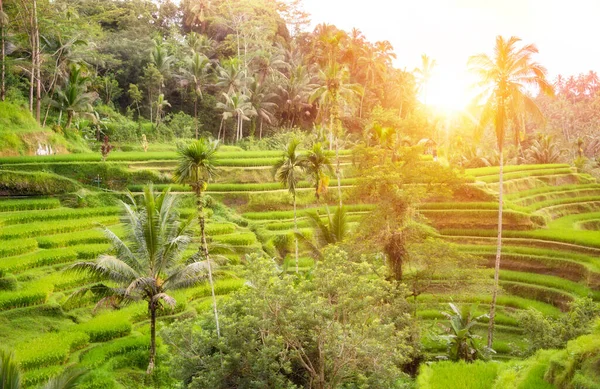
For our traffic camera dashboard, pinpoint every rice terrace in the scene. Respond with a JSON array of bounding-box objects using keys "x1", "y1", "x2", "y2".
[{"x1": 1, "y1": 0, "x2": 600, "y2": 388}]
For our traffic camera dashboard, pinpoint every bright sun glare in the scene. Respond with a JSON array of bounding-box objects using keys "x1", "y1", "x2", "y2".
[{"x1": 419, "y1": 69, "x2": 476, "y2": 112}]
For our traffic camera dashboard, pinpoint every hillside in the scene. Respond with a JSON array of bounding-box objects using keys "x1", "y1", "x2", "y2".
[{"x1": 0, "y1": 146, "x2": 599, "y2": 387}]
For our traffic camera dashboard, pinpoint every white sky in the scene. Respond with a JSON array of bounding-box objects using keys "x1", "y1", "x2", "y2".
[{"x1": 301, "y1": 0, "x2": 600, "y2": 107}]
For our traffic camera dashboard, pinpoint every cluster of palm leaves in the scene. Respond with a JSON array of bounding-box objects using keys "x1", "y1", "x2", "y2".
[
  {"x1": 526, "y1": 134, "x2": 564, "y2": 164},
  {"x1": 0, "y1": 350, "x2": 85, "y2": 389},
  {"x1": 437, "y1": 303, "x2": 492, "y2": 362},
  {"x1": 49, "y1": 64, "x2": 96, "y2": 129}
]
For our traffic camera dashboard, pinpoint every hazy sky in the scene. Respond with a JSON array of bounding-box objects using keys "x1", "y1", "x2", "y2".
[{"x1": 301, "y1": 0, "x2": 599, "y2": 79}]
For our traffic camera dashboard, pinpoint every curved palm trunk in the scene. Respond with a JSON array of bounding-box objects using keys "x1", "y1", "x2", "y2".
[
  {"x1": 293, "y1": 192, "x2": 299, "y2": 273},
  {"x1": 196, "y1": 187, "x2": 220, "y2": 337},
  {"x1": 194, "y1": 96, "x2": 199, "y2": 140},
  {"x1": 0, "y1": 0, "x2": 5, "y2": 102},
  {"x1": 65, "y1": 110, "x2": 73, "y2": 129},
  {"x1": 335, "y1": 136, "x2": 343, "y2": 208},
  {"x1": 146, "y1": 301, "x2": 157, "y2": 374},
  {"x1": 487, "y1": 148, "x2": 503, "y2": 349}
]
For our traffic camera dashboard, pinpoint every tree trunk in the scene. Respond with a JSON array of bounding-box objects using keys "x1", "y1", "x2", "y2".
[
  {"x1": 335, "y1": 136, "x2": 343, "y2": 208},
  {"x1": 65, "y1": 110, "x2": 73, "y2": 129},
  {"x1": 197, "y1": 188, "x2": 220, "y2": 337},
  {"x1": 487, "y1": 148, "x2": 503, "y2": 349},
  {"x1": 194, "y1": 96, "x2": 199, "y2": 139},
  {"x1": 149, "y1": 90, "x2": 153, "y2": 124},
  {"x1": 259, "y1": 118, "x2": 263, "y2": 139},
  {"x1": 293, "y1": 192, "x2": 298, "y2": 273},
  {"x1": 146, "y1": 302, "x2": 156, "y2": 374},
  {"x1": 33, "y1": 0, "x2": 40, "y2": 123},
  {"x1": 0, "y1": 0, "x2": 5, "y2": 102}
]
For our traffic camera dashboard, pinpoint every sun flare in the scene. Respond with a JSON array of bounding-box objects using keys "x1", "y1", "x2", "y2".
[{"x1": 418, "y1": 68, "x2": 476, "y2": 112}]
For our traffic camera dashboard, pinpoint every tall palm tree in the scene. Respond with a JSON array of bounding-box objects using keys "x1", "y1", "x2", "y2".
[
  {"x1": 216, "y1": 92, "x2": 255, "y2": 142},
  {"x1": 69, "y1": 186, "x2": 206, "y2": 374},
  {"x1": 310, "y1": 62, "x2": 362, "y2": 206},
  {"x1": 305, "y1": 142, "x2": 333, "y2": 202},
  {"x1": 468, "y1": 36, "x2": 553, "y2": 348},
  {"x1": 273, "y1": 138, "x2": 307, "y2": 273},
  {"x1": 247, "y1": 80, "x2": 277, "y2": 138},
  {"x1": 215, "y1": 58, "x2": 246, "y2": 94},
  {"x1": 414, "y1": 54, "x2": 437, "y2": 104},
  {"x1": 151, "y1": 39, "x2": 173, "y2": 93},
  {"x1": 155, "y1": 93, "x2": 171, "y2": 128},
  {"x1": 277, "y1": 64, "x2": 314, "y2": 129},
  {"x1": 51, "y1": 64, "x2": 96, "y2": 128},
  {"x1": 174, "y1": 139, "x2": 221, "y2": 337},
  {"x1": 182, "y1": 52, "x2": 212, "y2": 138}
]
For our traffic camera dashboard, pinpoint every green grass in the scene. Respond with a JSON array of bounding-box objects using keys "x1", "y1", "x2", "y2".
[
  {"x1": 79, "y1": 335, "x2": 150, "y2": 369},
  {"x1": 79, "y1": 311, "x2": 133, "y2": 342},
  {"x1": 0, "y1": 170, "x2": 80, "y2": 195},
  {"x1": 35, "y1": 226, "x2": 125, "y2": 248},
  {"x1": 0, "y1": 238, "x2": 38, "y2": 258}
]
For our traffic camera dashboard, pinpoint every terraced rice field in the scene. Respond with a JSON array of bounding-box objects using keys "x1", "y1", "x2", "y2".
[{"x1": 2, "y1": 152, "x2": 600, "y2": 384}]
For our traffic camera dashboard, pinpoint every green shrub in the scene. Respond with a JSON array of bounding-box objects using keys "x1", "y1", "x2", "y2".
[{"x1": 0, "y1": 170, "x2": 80, "y2": 195}]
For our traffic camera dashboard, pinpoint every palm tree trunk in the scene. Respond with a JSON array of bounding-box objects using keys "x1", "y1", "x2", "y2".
[
  {"x1": 197, "y1": 189, "x2": 220, "y2": 337},
  {"x1": 0, "y1": 0, "x2": 5, "y2": 102},
  {"x1": 65, "y1": 110, "x2": 73, "y2": 129},
  {"x1": 335, "y1": 136, "x2": 343, "y2": 208},
  {"x1": 149, "y1": 90, "x2": 153, "y2": 124},
  {"x1": 146, "y1": 302, "x2": 156, "y2": 374},
  {"x1": 487, "y1": 148, "x2": 503, "y2": 349},
  {"x1": 259, "y1": 118, "x2": 263, "y2": 139},
  {"x1": 33, "y1": 0, "x2": 40, "y2": 123},
  {"x1": 194, "y1": 96, "x2": 198, "y2": 140},
  {"x1": 293, "y1": 192, "x2": 298, "y2": 273}
]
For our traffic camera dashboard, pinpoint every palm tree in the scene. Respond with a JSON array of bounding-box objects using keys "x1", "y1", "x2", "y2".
[
  {"x1": 182, "y1": 52, "x2": 212, "y2": 138},
  {"x1": 526, "y1": 134, "x2": 563, "y2": 164},
  {"x1": 247, "y1": 80, "x2": 277, "y2": 138},
  {"x1": 277, "y1": 64, "x2": 314, "y2": 129},
  {"x1": 310, "y1": 62, "x2": 362, "y2": 207},
  {"x1": 155, "y1": 93, "x2": 171, "y2": 128},
  {"x1": 151, "y1": 39, "x2": 173, "y2": 93},
  {"x1": 414, "y1": 54, "x2": 437, "y2": 104},
  {"x1": 1, "y1": 349, "x2": 86, "y2": 389},
  {"x1": 215, "y1": 58, "x2": 246, "y2": 94},
  {"x1": 468, "y1": 36, "x2": 553, "y2": 348},
  {"x1": 216, "y1": 92, "x2": 255, "y2": 142},
  {"x1": 304, "y1": 142, "x2": 333, "y2": 202},
  {"x1": 69, "y1": 186, "x2": 206, "y2": 374},
  {"x1": 51, "y1": 64, "x2": 96, "y2": 129},
  {"x1": 1, "y1": 2, "x2": 8, "y2": 102},
  {"x1": 174, "y1": 139, "x2": 221, "y2": 337},
  {"x1": 273, "y1": 138, "x2": 307, "y2": 273},
  {"x1": 297, "y1": 206, "x2": 348, "y2": 260}
]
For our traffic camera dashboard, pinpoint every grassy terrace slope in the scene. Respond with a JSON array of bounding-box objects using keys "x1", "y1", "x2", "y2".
[{"x1": 1, "y1": 149, "x2": 599, "y2": 385}]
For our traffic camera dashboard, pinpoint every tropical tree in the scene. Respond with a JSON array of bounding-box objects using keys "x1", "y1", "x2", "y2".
[
  {"x1": 174, "y1": 139, "x2": 221, "y2": 337},
  {"x1": 297, "y1": 206, "x2": 348, "y2": 259},
  {"x1": 277, "y1": 63, "x2": 313, "y2": 128},
  {"x1": 51, "y1": 64, "x2": 96, "y2": 129},
  {"x1": 273, "y1": 138, "x2": 307, "y2": 272},
  {"x1": 310, "y1": 62, "x2": 362, "y2": 206},
  {"x1": 155, "y1": 93, "x2": 171, "y2": 128},
  {"x1": 247, "y1": 80, "x2": 277, "y2": 138},
  {"x1": 439, "y1": 303, "x2": 491, "y2": 362},
  {"x1": 468, "y1": 36, "x2": 553, "y2": 348},
  {"x1": 151, "y1": 39, "x2": 173, "y2": 93},
  {"x1": 304, "y1": 142, "x2": 333, "y2": 201},
  {"x1": 182, "y1": 52, "x2": 212, "y2": 138},
  {"x1": 526, "y1": 134, "x2": 563, "y2": 164},
  {"x1": 414, "y1": 54, "x2": 437, "y2": 104},
  {"x1": 216, "y1": 92, "x2": 255, "y2": 142},
  {"x1": 68, "y1": 186, "x2": 206, "y2": 374}
]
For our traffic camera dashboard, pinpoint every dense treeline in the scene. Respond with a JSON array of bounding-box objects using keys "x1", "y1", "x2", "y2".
[{"x1": 1, "y1": 0, "x2": 422, "y2": 143}]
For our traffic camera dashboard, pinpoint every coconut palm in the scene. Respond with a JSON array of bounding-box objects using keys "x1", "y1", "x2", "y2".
[
  {"x1": 526, "y1": 134, "x2": 563, "y2": 164},
  {"x1": 273, "y1": 138, "x2": 308, "y2": 273},
  {"x1": 414, "y1": 54, "x2": 437, "y2": 104},
  {"x1": 155, "y1": 93, "x2": 171, "y2": 128},
  {"x1": 310, "y1": 62, "x2": 362, "y2": 207},
  {"x1": 304, "y1": 142, "x2": 333, "y2": 201},
  {"x1": 68, "y1": 186, "x2": 206, "y2": 374},
  {"x1": 297, "y1": 206, "x2": 348, "y2": 260},
  {"x1": 216, "y1": 91, "x2": 256, "y2": 142},
  {"x1": 174, "y1": 139, "x2": 221, "y2": 337},
  {"x1": 247, "y1": 80, "x2": 277, "y2": 139},
  {"x1": 51, "y1": 64, "x2": 96, "y2": 129},
  {"x1": 468, "y1": 36, "x2": 553, "y2": 348},
  {"x1": 182, "y1": 52, "x2": 212, "y2": 138}
]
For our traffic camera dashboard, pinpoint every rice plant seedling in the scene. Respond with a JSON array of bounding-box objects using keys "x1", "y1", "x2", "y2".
[
  {"x1": 80, "y1": 335, "x2": 150, "y2": 369},
  {"x1": 0, "y1": 198, "x2": 61, "y2": 212},
  {"x1": 417, "y1": 360, "x2": 500, "y2": 389},
  {"x1": 0, "y1": 238, "x2": 37, "y2": 257},
  {"x1": 15, "y1": 331, "x2": 90, "y2": 370}
]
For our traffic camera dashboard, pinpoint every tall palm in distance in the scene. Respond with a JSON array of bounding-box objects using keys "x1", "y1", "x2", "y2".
[
  {"x1": 273, "y1": 138, "x2": 308, "y2": 273},
  {"x1": 69, "y1": 186, "x2": 205, "y2": 374},
  {"x1": 468, "y1": 35, "x2": 553, "y2": 349},
  {"x1": 175, "y1": 139, "x2": 221, "y2": 337},
  {"x1": 182, "y1": 52, "x2": 212, "y2": 139},
  {"x1": 414, "y1": 54, "x2": 437, "y2": 105}
]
